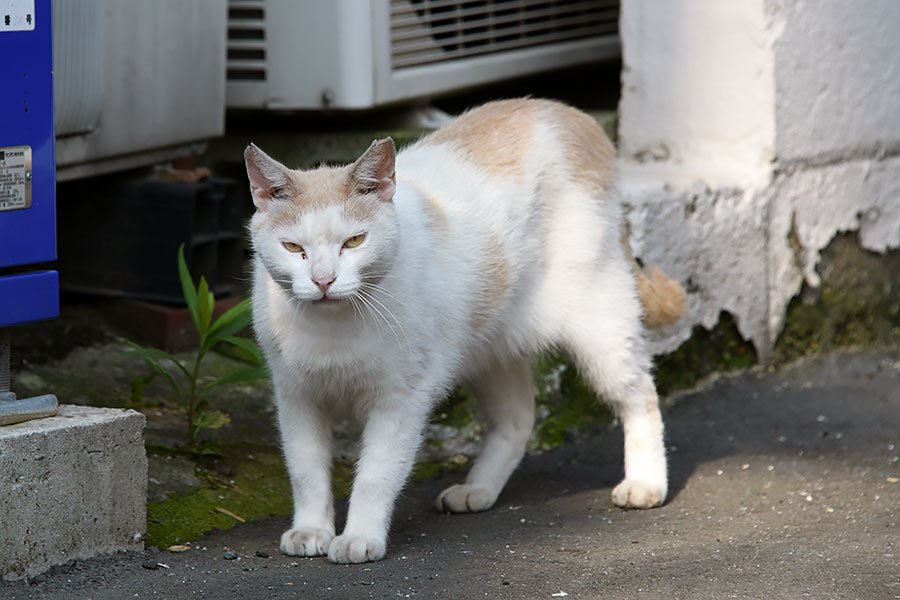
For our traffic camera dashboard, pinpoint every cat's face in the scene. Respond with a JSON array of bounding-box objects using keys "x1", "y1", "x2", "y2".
[{"x1": 245, "y1": 139, "x2": 400, "y2": 307}]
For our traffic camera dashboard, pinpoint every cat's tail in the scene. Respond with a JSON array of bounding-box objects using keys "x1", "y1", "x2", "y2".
[
  {"x1": 622, "y1": 232, "x2": 687, "y2": 328},
  {"x1": 635, "y1": 265, "x2": 687, "y2": 328}
]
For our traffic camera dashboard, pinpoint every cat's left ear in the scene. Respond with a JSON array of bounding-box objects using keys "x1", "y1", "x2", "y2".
[
  {"x1": 244, "y1": 143, "x2": 296, "y2": 211},
  {"x1": 349, "y1": 137, "x2": 396, "y2": 203}
]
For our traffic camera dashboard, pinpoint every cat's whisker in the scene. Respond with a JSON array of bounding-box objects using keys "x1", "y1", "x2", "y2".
[
  {"x1": 359, "y1": 289, "x2": 410, "y2": 353},
  {"x1": 357, "y1": 288, "x2": 409, "y2": 353},
  {"x1": 347, "y1": 294, "x2": 369, "y2": 328},
  {"x1": 287, "y1": 291, "x2": 305, "y2": 321},
  {"x1": 358, "y1": 282, "x2": 407, "y2": 308},
  {"x1": 354, "y1": 291, "x2": 392, "y2": 338},
  {"x1": 357, "y1": 287, "x2": 403, "y2": 326},
  {"x1": 361, "y1": 271, "x2": 403, "y2": 283},
  {"x1": 354, "y1": 292, "x2": 391, "y2": 344}
]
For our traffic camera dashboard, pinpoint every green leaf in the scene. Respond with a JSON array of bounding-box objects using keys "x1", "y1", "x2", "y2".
[
  {"x1": 193, "y1": 410, "x2": 231, "y2": 432},
  {"x1": 211, "y1": 337, "x2": 260, "y2": 365},
  {"x1": 177, "y1": 244, "x2": 201, "y2": 334},
  {"x1": 201, "y1": 365, "x2": 269, "y2": 392},
  {"x1": 141, "y1": 355, "x2": 186, "y2": 407},
  {"x1": 197, "y1": 276, "x2": 214, "y2": 336},
  {"x1": 208, "y1": 299, "x2": 252, "y2": 339},
  {"x1": 201, "y1": 300, "x2": 255, "y2": 356},
  {"x1": 199, "y1": 334, "x2": 221, "y2": 357},
  {"x1": 219, "y1": 335, "x2": 264, "y2": 366},
  {"x1": 125, "y1": 341, "x2": 191, "y2": 380}
]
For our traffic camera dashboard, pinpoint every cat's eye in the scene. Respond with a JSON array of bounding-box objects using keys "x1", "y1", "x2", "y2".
[
  {"x1": 282, "y1": 241, "x2": 305, "y2": 255},
  {"x1": 343, "y1": 233, "x2": 366, "y2": 249}
]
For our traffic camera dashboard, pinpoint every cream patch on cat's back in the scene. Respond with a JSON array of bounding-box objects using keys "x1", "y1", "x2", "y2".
[
  {"x1": 418, "y1": 99, "x2": 537, "y2": 177},
  {"x1": 545, "y1": 102, "x2": 616, "y2": 194},
  {"x1": 470, "y1": 236, "x2": 512, "y2": 330},
  {"x1": 401, "y1": 180, "x2": 450, "y2": 235},
  {"x1": 421, "y1": 191, "x2": 450, "y2": 234}
]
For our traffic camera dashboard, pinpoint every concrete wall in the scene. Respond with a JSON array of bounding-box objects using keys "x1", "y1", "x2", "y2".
[
  {"x1": 772, "y1": 1, "x2": 900, "y2": 164},
  {"x1": 619, "y1": 0, "x2": 900, "y2": 360}
]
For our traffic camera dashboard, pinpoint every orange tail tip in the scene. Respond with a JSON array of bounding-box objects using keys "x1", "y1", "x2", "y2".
[{"x1": 636, "y1": 265, "x2": 687, "y2": 328}]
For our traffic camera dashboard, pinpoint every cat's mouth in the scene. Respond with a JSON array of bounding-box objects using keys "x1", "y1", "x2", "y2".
[{"x1": 313, "y1": 295, "x2": 341, "y2": 305}]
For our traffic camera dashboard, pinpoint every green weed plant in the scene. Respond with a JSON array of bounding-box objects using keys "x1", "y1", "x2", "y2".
[{"x1": 127, "y1": 244, "x2": 266, "y2": 445}]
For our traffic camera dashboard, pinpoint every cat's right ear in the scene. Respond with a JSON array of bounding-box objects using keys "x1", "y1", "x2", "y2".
[
  {"x1": 349, "y1": 137, "x2": 396, "y2": 203},
  {"x1": 244, "y1": 144, "x2": 295, "y2": 211}
]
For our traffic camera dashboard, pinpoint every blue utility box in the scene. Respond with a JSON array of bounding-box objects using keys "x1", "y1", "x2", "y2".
[{"x1": 0, "y1": 0, "x2": 58, "y2": 327}]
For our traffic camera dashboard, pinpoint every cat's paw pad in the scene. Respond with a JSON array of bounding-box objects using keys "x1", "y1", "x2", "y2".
[
  {"x1": 611, "y1": 479, "x2": 666, "y2": 509},
  {"x1": 435, "y1": 484, "x2": 497, "y2": 513},
  {"x1": 327, "y1": 533, "x2": 387, "y2": 564},
  {"x1": 280, "y1": 527, "x2": 334, "y2": 557}
]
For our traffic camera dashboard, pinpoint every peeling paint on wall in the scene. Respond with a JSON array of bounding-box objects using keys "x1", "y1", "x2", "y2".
[{"x1": 619, "y1": 0, "x2": 900, "y2": 362}]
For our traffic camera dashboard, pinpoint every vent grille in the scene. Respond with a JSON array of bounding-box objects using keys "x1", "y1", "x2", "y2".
[
  {"x1": 227, "y1": 0, "x2": 266, "y2": 81},
  {"x1": 390, "y1": 0, "x2": 618, "y2": 70}
]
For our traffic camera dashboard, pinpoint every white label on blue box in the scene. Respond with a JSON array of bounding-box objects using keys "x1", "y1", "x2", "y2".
[
  {"x1": 1, "y1": 0, "x2": 35, "y2": 31},
  {"x1": 0, "y1": 146, "x2": 32, "y2": 211}
]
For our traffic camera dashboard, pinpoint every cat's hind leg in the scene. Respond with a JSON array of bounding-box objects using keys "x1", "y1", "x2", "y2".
[
  {"x1": 562, "y1": 282, "x2": 668, "y2": 508},
  {"x1": 436, "y1": 356, "x2": 535, "y2": 513}
]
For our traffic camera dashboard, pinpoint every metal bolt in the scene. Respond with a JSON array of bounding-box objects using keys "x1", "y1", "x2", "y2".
[
  {"x1": 0, "y1": 334, "x2": 58, "y2": 423},
  {"x1": 25, "y1": 171, "x2": 32, "y2": 181},
  {"x1": 0, "y1": 338, "x2": 10, "y2": 393}
]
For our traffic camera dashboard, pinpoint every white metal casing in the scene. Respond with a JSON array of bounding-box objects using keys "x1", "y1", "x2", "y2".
[
  {"x1": 227, "y1": 0, "x2": 619, "y2": 110},
  {"x1": 53, "y1": 0, "x2": 228, "y2": 181}
]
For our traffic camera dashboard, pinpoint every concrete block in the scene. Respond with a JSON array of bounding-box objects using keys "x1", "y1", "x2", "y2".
[{"x1": 0, "y1": 405, "x2": 147, "y2": 581}]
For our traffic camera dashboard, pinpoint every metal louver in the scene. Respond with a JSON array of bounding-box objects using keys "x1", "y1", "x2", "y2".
[
  {"x1": 227, "y1": 0, "x2": 266, "y2": 82},
  {"x1": 224, "y1": 0, "x2": 619, "y2": 110},
  {"x1": 390, "y1": 0, "x2": 619, "y2": 70}
]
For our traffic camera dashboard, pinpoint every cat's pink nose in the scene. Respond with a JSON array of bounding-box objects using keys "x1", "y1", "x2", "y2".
[{"x1": 314, "y1": 276, "x2": 335, "y2": 295}]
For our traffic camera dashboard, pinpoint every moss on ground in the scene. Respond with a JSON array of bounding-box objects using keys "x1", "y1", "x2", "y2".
[
  {"x1": 531, "y1": 351, "x2": 613, "y2": 450},
  {"x1": 145, "y1": 445, "x2": 466, "y2": 548},
  {"x1": 146, "y1": 443, "x2": 291, "y2": 548},
  {"x1": 653, "y1": 312, "x2": 758, "y2": 398},
  {"x1": 773, "y1": 234, "x2": 900, "y2": 363},
  {"x1": 412, "y1": 458, "x2": 467, "y2": 481}
]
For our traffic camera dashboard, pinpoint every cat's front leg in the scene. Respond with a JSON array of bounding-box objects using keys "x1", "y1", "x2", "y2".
[
  {"x1": 328, "y1": 399, "x2": 430, "y2": 564},
  {"x1": 275, "y1": 385, "x2": 335, "y2": 557}
]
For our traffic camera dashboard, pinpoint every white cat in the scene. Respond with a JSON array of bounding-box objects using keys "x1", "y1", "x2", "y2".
[{"x1": 245, "y1": 98, "x2": 685, "y2": 564}]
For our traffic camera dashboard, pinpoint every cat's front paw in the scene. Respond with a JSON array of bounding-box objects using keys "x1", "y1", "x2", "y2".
[
  {"x1": 327, "y1": 533, "x2": 387, "y2": 564},
  {"x1": 435, "y1": 484, "x2": 498, "y2": 513},
  {"x1": 611, "y1": 479, "x2": 666, "y2": 509},
  {"x1": 280, "y1": 527, "x2": 334, "y2": 557}
]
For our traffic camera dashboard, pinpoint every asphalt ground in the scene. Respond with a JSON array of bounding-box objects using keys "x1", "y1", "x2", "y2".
[{"x1": 2, "y1": 349, "x2": 898, "y2": 600}]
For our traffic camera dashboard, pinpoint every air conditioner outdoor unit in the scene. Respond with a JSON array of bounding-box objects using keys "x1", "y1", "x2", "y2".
[
  {"x1": 227, "y1": 0, "x2": 619, "y2": 111},
  {"x1": 53, "y1": 0, "x2": 227, "y2": 181}
]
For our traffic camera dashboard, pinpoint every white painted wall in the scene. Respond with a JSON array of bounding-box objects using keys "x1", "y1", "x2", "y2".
[
  {"x1": 619, "y1": 0, "x2": 776, "y2": 187},
  {"x1": 773, "y1": 0, "x2": 900, "y2": 164},
  {"x1": 619, "y1": 0, "x2": 900, "y2": 359}
]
